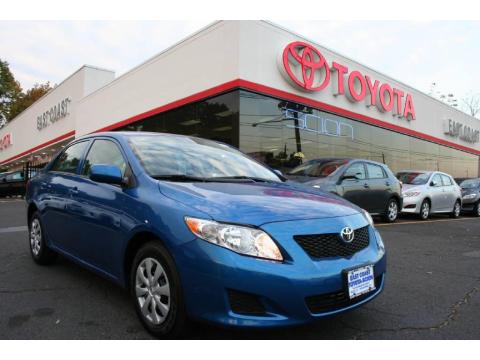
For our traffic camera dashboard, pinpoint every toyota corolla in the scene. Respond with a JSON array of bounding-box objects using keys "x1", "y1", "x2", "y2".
[{"x1": 26, "y1": 132, "x2": 386, "y2": 338}]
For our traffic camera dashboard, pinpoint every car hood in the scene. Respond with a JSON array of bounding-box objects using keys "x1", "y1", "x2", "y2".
[
  {"x1": 158, "y1": 181, "x2": 360, "y2": 226},
  {"x1": 402, "y1": 184, "x2": 425, "y2": 193}
]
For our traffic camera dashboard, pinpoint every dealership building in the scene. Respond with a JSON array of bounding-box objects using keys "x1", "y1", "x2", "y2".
[{"x1": 1, "y1": 20, "x2": 480, "y2": 178}]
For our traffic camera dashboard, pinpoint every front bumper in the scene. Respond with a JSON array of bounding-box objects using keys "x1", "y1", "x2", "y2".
[
  {"x1": 174, "y1": 214, "x2": 386, "y2": 328},
  {"x1": 401, "y1": 196, "x2": 423, "y2": 214}
]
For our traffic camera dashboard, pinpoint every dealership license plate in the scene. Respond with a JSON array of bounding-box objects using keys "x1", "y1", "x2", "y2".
[{"x1": 347, "y1": 265, "x2": 375, "y2": 299}]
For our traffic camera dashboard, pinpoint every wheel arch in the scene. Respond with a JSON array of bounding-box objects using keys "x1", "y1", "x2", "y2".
[
  {"x1": 123, "y1": 230, "x2": 167, "y2": 288},
  {"x1": 27, "y1": 202, "x2": 39, "y2": 224}
]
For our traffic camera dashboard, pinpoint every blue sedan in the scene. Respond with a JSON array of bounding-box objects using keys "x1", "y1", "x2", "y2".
[{"x1": 26, "y1": 132, "x2": 386, "y2": 338}]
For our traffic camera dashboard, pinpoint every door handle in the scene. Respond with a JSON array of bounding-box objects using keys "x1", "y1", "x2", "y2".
[
  {"x1": 385, "y1": 181, "x2": 390, "y2": 186},
  {"x1": 69, "y1": 187, "x2": 79, "y2": 195},
  {"x1": 363, "y1": 183, "x2": 370, "y2": 188}
]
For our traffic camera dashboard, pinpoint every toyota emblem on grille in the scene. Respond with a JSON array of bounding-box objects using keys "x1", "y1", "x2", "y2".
[{"x1": 340, "y1": 227, "x2": 355, "y2": 243}]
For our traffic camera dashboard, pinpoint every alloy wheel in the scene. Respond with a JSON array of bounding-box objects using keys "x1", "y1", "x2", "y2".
[
  {"x1": 135, "y1": 257, "x2": 171, "y2": 325},
  {"x1": 421, "y1": 202, "x2": 430, "y2": 219},
  {"x1": 30, "y1": 218, "x2": 42, "y2": 256},
  {"x1": 388, "y1": 201, "x2": 398, "y2": 221},
  {"x1": 454, "y1": 202, "x2": 461, "y2": 217}
]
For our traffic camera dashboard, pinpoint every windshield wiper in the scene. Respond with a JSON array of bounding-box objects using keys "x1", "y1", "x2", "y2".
[
  {"x1": 152, "y1": 174, "x2": 211, "y2": 182},
  {"x1": 206, "y1": 176, "x2": 278, "y2": 183}
]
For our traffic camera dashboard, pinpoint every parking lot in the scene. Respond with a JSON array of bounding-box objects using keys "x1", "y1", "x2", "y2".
[{"x1": 0, "y1": 198, "x2": 479, "y2": 339}]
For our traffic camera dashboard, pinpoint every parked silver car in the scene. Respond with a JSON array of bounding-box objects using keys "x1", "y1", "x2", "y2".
[{"x1": 396, "y1": 171, "x2": 462, "y2": 220}]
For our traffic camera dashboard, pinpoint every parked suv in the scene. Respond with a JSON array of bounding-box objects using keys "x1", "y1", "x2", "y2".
[
  {"x1": 397, "y1": 171, "x2": 462, "y2": 220},
  {"x1": 26, "y1": 132, "x2": 386, "y2": 338},
  {"x1": 286, "y1": 158, "x2": 403, "y2": 222},
  {"x1": 458, "y1": 178, "x2": 480, "y2": 216}
]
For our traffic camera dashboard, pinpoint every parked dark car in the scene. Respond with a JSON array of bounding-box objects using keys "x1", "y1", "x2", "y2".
[
  {"x1": 286, "y1": 158, "x2": 403, "y2": 222},
  {"x1": 459, "y1": 178, "x2": 480, "y2": 216},
  {"x1": 0, "y1": 171, "x2": 26, "y2": 197}
]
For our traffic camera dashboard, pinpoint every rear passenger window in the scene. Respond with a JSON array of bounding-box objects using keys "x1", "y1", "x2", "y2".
[
  {"x1": 51, "y1": 141, "x2": 89, "y2": 174},
  {"x1": 441, "y1": 175, "x2": 453, "y2": 186},
  {"x1": 366, "y1": 163, "x2": 386, "y2": 179}
]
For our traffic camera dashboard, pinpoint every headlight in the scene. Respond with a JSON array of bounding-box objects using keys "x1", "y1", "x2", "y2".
[
  {"x1": 403, "y1": 191, "x2": 421, "y2": 198},
  {"x1": 363, "y1": 210, "x2": 374, "y2": 226},
  {"x1": 463, "y1": 194, "x2": 476, "y2": 200},
  {"x1": 185, "y1": 217, "x2": 283, "y2": 261}
]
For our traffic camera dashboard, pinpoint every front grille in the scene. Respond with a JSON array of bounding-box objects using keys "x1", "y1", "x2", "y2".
[
  {"x1": 227, "y1": 289, "x2": 267, "y2": 316},
  {"x1": 294, "y1": 226, "x2": 370, "y2": 259},
  {"x1": 306, "y1": 275, "x2": 382, "y2": 314}
]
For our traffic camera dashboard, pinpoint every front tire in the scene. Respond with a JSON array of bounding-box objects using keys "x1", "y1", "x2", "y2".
[
  {"x1": 383, "y1": 198, "x2": 399, "y2": 223},
  {"x1": 29, "y1": 212, "x2": 57, "y2": 265},
  {"x1": 130, "y1": 241, "x2": 187, "y2": 338},
  {"x1": 450, "y1": 200, "x2": 461, "y2": 218},
  {"x1": 419, "y1": 200, "x2": 430, "y2": 220}
]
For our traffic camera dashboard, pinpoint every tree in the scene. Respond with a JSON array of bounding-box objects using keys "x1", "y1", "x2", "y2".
[
  {"x1": 9, "y1": 82, "x2": 52, "y2": 120},
  {"x1": 0, "y1": 59, "x2": 22, "y2": 127},
  {"x1": 461, "y1": 93, "x2": 480, "y2": 118}
]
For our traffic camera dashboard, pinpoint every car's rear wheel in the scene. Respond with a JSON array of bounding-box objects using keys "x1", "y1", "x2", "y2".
[
  {"x1": 29, "y1": 212, "x2": 57, "y2": 265},
  {"x1": 130, "y1": 241, "x2": 187, "y2": 338},
  {"x1": 450, "y1": 200, "x2": 461, "y2": 218},
  {"x1": 419, "y1": 200, "x2": 430, "y2": 220},
  {"x1": 383, "y1": 198, "x2": 399, "y2": 223}
]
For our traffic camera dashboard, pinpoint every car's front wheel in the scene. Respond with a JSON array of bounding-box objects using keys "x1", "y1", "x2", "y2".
[
  {"x1": 450, "y1": 200, "x2": 461, "y2": 218},
  {"x1": 473, "y1": 201, "x2": 480, "y2": 217},
  {"x1": 383, "y1": 198, "x2": 399, "y2": 223},
  {"x1": 130, "y1": 241, "x2": 187, "y2": 338},
  {"x1": 29, "y1": 212, "x2": 57, "y2": 265},
  {"x1": 419, "y1": 200, "x2": 430, "y2": 220}
]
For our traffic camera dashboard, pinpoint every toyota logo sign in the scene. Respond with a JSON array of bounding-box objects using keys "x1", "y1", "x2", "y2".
[
  {"x1": 281, "y1": 41, "x2": 416, "y2": 121},
  {"x1": 282, "y1": 41, "x2": 331, "y2": 91},
  {"x1": 340, "y1": 227, "x2": 355, "y2": 243}
]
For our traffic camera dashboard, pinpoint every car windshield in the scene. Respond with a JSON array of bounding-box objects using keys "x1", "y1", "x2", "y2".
[
  {"x1": 397, "y1": 172, "x2": 431, "y2": 185},
  {"x1": 460, "y1": 179, "x2": 480, "y2": 189},
  {"x1": 288, "y1": 159, "x2": 348, "y2": 178},
  {"x1": 128, "y1": 135, "x2": 281, "y2": 182}
]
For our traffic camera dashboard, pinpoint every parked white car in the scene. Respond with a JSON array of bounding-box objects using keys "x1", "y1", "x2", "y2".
[{"x1": 396, "y1": 171, "x2": 462, "y2": 220}]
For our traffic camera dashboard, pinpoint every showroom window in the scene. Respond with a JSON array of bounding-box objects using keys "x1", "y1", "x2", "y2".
[{"x1": 238, "y1": 90, "x2": 479, "y2": 178}]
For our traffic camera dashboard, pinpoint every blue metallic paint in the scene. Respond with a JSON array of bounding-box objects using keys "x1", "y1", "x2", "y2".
[{"x1": 26, "y1": 132, "x2": 386, "y2": 328}]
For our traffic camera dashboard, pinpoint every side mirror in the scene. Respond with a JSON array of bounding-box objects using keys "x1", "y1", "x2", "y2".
[
  {"x1": 273, "y1": 169, "x2": 283, "y2": 177},
  {"x1": 90, "y1": 164, "x2": 123, "y2": 186},
  {"x1": 341, "y1": 173, "x2": 360, "y2": 182}
]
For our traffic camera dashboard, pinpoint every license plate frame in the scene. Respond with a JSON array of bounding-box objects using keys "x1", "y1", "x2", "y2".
[{"x1": 344, "y1": 264, "x2": 376, "y2": 299}]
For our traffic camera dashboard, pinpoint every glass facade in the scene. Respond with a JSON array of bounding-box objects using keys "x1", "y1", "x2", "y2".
[{"x1": 116, "y1": 89, "x2": 479, "y2": 178}]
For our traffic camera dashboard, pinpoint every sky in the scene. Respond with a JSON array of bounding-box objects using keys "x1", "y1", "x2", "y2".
[{"x1": 1, "y1": 20, "x2": 479, "y2": 108}]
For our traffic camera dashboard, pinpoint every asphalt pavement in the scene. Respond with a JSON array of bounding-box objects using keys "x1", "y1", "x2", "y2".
[{"x1": 0, "y1": 198, "x2": 479, "y2": 339}]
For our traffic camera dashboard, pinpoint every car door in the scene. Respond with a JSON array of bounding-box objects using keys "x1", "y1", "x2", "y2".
[
  {"x1": 365, "y1": 162, "x2": 390, "y2": 214},
  {"x1": 68, "y1": 138, "x2": 136, "y2": 276},
  {"x1": 339, "y1": 162, "x2": 371, "y2": 211},
  {"x1": 41, "y1": 140, "x2": 90, "y2": 252},
  {"x1": 429, "y1": 173, "x2": 446, "y2": 212},
  {"x1": 440, "y1": 174, "x2": 456, "y2": 211}
]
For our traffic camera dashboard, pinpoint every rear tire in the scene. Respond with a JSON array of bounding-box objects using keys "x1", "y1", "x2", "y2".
[
  {"x1": 419, "y1": 200, "x2": 430, "y2": 220},
  {"x1": 28, "y1": 212, "x2": 57, "y2": 265},
  {"x1": 130, "y1": 241, "x2": 188, "y2": 338},
  {"x1": 382, "y1": 198, "x2": 399, "y2": 223},
  {"x1": 450, "y1": 200, "x2": 461, "y2": 218}
]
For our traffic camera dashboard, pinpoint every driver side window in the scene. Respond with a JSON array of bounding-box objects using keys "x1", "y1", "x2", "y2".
[
  {"x1": 82, "y1": 139, "x2": 127, "y2": 176},
  {"x1": 431, "y1": 174, "x2": 443, "y2": 187},
  {"x1": 344, "y1": 162, "x2": 366, "y2": 180}
]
